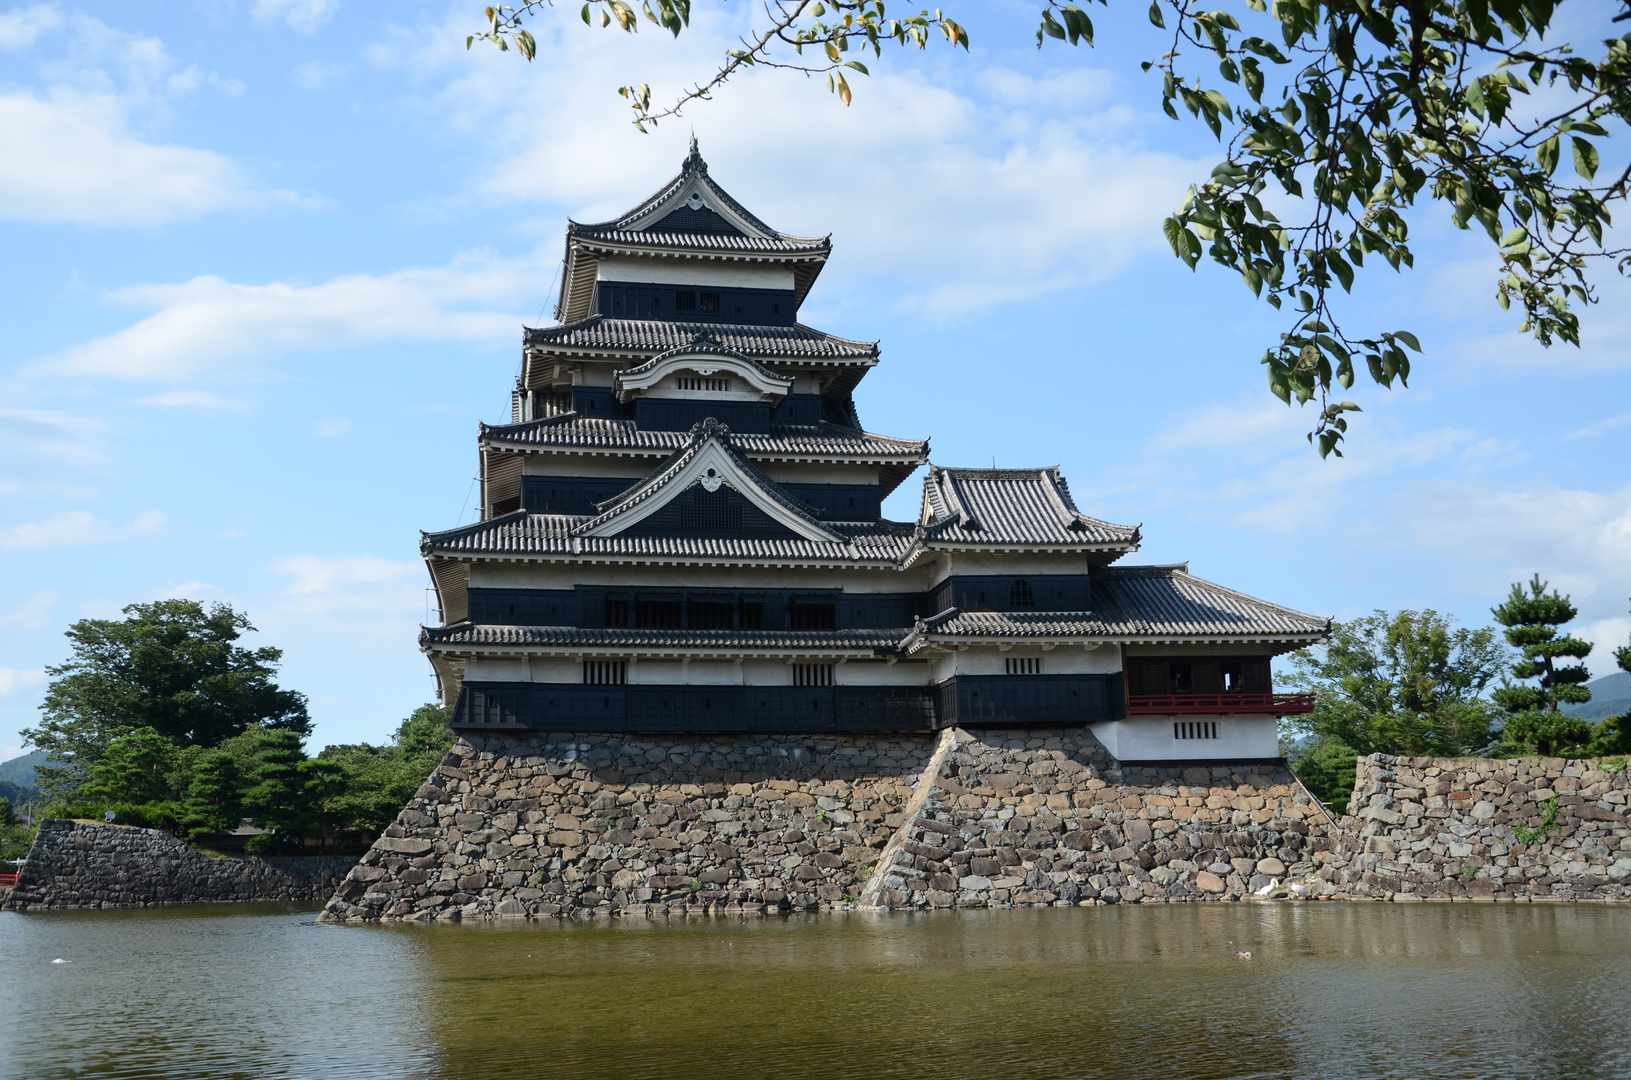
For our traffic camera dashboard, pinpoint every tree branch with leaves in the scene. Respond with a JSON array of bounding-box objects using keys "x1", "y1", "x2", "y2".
[{"x1": 472, "y1": 0, "x2": 1630, "y2": 454}]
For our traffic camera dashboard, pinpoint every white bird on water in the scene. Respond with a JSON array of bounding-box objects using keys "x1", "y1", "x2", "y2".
[
  {"x1": 1255, "y1": 877, "x2": 1279, "y2": 896},
  {"x1": 51, "y1": 958, "x2": 70, "y2": 964}
]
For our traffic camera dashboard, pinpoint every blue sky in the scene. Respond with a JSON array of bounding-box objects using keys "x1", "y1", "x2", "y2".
[{"x1": 3, "y1": 0, "x2": 1628, "y2": 758}]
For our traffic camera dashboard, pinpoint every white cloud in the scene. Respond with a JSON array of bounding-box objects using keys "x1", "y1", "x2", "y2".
[
  {"x1": 0, "y1": 91, "x2": 285, "y2": 224},
  {"x1": 272, "y1": 554, "x2": 420, "y2": 595},
  {"x1": 135, "y1": 390, "x2": 251, "y2": 412},
  {"x1": 367, "y1": 9, "x2": 1205, "y2": 319},
  {"x1": 0, "y1": 3, "x2": 60, "y2": 50},
  {"x1": 290, "y1": 60, "x2": 347, "y2": 89},
  {"x1": 254, "y1": 0, "x2": 342, "y2": 34},
  {"x1": 1565, "y1": 411, "x2": 1631, "y2": 441},
  {"x1": 0, "y1": 508, "x2": 167, "y2": 551},
  {"x1": 35, "y1": 251, "x2": 542, "y2": 381},
  {"x1": 0, "y1": 668, "x2": 47, "y2": 699}
]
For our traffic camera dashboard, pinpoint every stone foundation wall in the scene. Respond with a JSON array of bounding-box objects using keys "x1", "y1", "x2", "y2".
[
  {"x1": 3, "y1": 820, "x2": 356, "y2": 911},
  {"x1": 319, "y1": 726, "x2": 1341, "y2": 923},
  {"x1": 1317, "y1": 753, "x2": 1631, "y2": 901}
]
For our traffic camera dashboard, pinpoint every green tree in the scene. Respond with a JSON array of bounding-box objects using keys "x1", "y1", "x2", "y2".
[
  {"x1": 180, "y1": 749, "x2": 243, "y2": 845},
  {"x1": 317, "y1": 704, "x2": 455, "y2": 836},
  {"x1": 1588, "y1": 604, "x2": 1631, "y2": 754},
  {"x1": 241, "y1": 728, "x2": 308, "y2": 853},
  {"x1": 1491, "y1": 574, "x2": 1594, "y2": 755},
  {"x1": 24, "y1": 600, "x2": 309, "y2": 802},
  {"x1": 476, "y1": 0, "x2": 1631, "y2": 455},
  {"x1": 1284, "y1": 608, "x2": 1508, "y2": 754},
  {"x1": 77, "y1": 727, "x2": 177, "y2": 806},
  {"x1": 296, "y1": 758, "x2": 350, "y2": 853}
]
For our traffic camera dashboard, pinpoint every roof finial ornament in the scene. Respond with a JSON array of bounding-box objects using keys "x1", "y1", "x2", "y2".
[{"x1": 686, "y1": 131, "x2": 705, "y2": 172}]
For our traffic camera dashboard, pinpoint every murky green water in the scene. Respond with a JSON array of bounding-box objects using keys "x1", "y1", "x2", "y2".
[{"x1": 2, "y1": 902, "x2": 1628, "y2": 1079}]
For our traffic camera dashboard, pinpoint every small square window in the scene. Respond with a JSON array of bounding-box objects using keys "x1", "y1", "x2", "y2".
[
  {"x1": 700, "y1": 292, "x2": 720, "y2": 313},
  {"x1": 675, "y1": 291, "x2": 696, "y2": 312}
]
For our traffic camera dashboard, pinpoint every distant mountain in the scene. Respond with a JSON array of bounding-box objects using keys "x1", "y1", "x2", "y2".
[
  {"x1": 1562, "y1": 671, "x2": 1631, "y2": 721},
  {"x1": 0, "y1": 751, "x2": 47, "y2": 795}
]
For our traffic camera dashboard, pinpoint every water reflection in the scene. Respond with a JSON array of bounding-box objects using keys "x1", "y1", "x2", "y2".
[{"x1": 3, "y1": 904, "x2": 1628, "y2": 1080}]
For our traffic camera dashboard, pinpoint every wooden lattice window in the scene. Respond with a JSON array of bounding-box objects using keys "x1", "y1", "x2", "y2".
[
  {"x1": 794, "y1": 663, "x2": 834, "y2": 687},
  {"x1": 583, "y1": 661, "x2": 627, "y2": 685},
  {"x1": 689, "y1": 600, "x2": 735, "y2": 630},
  {"x1": 1005, "y1": 657, "x2": 1042, "y2": 675},
  {"x1": 789, "y1": 600, "x2": 837, "y2": 630},
  {"x1": 1009, "y1": 579, "x2": 1034, "y2": 608}
]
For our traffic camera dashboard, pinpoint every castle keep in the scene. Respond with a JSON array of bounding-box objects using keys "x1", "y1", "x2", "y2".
[
  {"x1": 318, "y1": 145, "x2": 1338, "y2": 922},
  {"x1": 420, "y1": 141, "x2": 1327, "y2": 761}
]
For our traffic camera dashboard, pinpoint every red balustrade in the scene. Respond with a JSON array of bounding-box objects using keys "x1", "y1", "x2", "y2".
[{"x1": 1126, "y1": 692, "x2": 1315, "y2": 716}]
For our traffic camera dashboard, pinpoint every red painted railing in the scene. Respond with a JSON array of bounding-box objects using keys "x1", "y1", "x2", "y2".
[
  {"x1": 1126, "y1": 692, "x2": 1316, "y2": 716},
  {"x1": 0, "y1": 872, "x2": 18, "y2": 888}
]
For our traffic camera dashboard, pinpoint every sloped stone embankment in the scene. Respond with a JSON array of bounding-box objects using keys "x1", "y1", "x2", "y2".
[{"x1": 4, "y1": 820, "x2": 355, "y2": 910}]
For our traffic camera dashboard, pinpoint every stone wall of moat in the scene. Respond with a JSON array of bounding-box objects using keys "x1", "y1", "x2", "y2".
[
  {"x1": 4, "y1": 820, "x2": 356, "y2": 911},
  {"x1": 1317, "y1": 753, "x2": 1631, "y2": 901},
  {"x1": 318, "y1": 727, "x2": 1341, "y2": 922}
]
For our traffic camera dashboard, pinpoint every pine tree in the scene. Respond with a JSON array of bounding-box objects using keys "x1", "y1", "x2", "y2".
[
  {"x1": 1491, "y1": 575, "x2": 1594, "y2": 756},
  {"x1": 181, "y1": 750, "x2": 242, "y2": 845},
  {"x1": 241, "y1": 728, "x2": 307, "y2": 853}
]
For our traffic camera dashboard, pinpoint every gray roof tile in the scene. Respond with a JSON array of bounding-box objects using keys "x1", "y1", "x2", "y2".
[
  {"x1": 523, "y1": 316, "x2": 878, "y2": 363},
  {"x1": 1090, "y1": 565, "x2": 1329, "y2": 638},
  {"x1": 919, "y1": 466, "x2": 1139, "y2": 548},
  {"x1": 481, "y1": 414, "x2": 928, "y2": 461}
]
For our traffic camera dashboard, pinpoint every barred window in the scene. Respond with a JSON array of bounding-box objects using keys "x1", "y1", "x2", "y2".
[
  {"x1": 700, "y1": 292, "x2": 721, "y2": 313},
  {"x1": 676, "y1": 376, "x2": 732, "y2": 392},
  {"x1": 675, "y1": 291, "x2": 696, "y2": 312},
  {"x1": 1005, "y1": 657, "x2": 1042, "y2": 675},
  {"x1": 1174, "y1": 721, "x2": 1218, "y2": 740},
  {"x1": 636, "y1": 600, "x2": 683, "y2": 629},
  {"x1": 1009, "y1": 579, "x2": 1034, "y2": 608},
  {"x1": 794, "y1": 663, "x2": 834, "y2": 687},
  {"x1": 604, "y1": 597, "x2": 630, "y2": 628},
  {"x1": 739, "y1": 601, "x2": 764, "y2": 629},
  {"x1": 789, "y1": 600, "x2": 837, "y2": 630},
  {"x1": 583, "y1": 661, "x2": 627, "y2": 685},
  {"x1": 689, "y1": 600, "x2": 735, "y2": 630}
]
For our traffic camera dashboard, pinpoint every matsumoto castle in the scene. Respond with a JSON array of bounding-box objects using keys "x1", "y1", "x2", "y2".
[{"x1": 421, "y1": 142, "x2": 1327, "y2": 763}]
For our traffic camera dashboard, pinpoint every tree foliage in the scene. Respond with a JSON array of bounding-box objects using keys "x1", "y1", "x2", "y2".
[
  {"x1": 1284, "y1": 608, "x2": 1508, "y2": 752},
  {"x1": 24, "y1": 600, "x2": 310, "y2": 801},
  {"x1": 1490, "y1": 573, "x2": 1595, "y2": 755},
  {"x1": 473, "y1": 0, "x2": 1631, "y2": 454}
]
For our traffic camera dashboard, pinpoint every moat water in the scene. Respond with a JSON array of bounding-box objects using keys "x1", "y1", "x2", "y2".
[{"x1": 2, "y1": 902, "x2": 1628, "y2": 1079}]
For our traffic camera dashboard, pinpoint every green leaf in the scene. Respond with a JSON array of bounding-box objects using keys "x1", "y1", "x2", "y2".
[
  {"x1": 843, "y1": 60, "x2": 870, "y2": 74},
  {"x1": 1392, "y1": 330, "x2": 1421, "y2": 351},
  {"x1": 1572, "y1": 137, "x2": 1598, "y2": 181},
  {"x1": 1465, "y1": 77, "x2": 1486, "y2": 119},
  {"x1": 1040, "y1": 9, "x2": 1067, "y2": 39},
  {"x1": 1148, "y1": 0, "x2": 1165, "y2": 27},
  {"x1": 1536, "y1": 135, "x2": 1559, "y2": 176},
  {"x1": 1060, "y1": 5, "x2": 1094, "y2": 45},
  {"x1": 581, "y1": 3, "x2": 591, "y2": 25}
]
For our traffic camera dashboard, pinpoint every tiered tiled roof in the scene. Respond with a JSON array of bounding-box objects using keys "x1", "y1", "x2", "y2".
[
  {"x1": 423, "y1": 512, "x2": 916, "y2": 565},
  {"x1": 1089, "y1": 564, "x2": 1330, "y2": 639},
  {"x1": 575, "y1": 418, "x2": 838, "y2": 541},
  {"x1": 523, "y1": 316, "x2": 878, "y2": 363},
  {"x1": 917, "y1": 466, "x2": 1140, "y2": 550},
  {"x1": 423, "y1": 624, "x2": 902, "y2": 652}
]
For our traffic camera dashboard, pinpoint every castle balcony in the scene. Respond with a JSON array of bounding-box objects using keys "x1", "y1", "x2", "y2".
[{"x1": 1125, "y1": 692, "x2": 1315, "y2": 716}]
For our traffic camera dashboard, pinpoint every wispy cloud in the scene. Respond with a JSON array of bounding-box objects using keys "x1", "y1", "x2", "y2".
[
  {"x1": 254, "y1": 0, "x2": 342, "y2": 34},
  {"x1": 135, "y1": 390, "x2": 252, "y2": 412},
  {"x1": 1565, "y1": 411, "x2": 1631, "y2": 441},
  {"x1": 35, "y1": 252, "x2": 541, "y2": 382},
  {"x1": 0, "y1": 509, "x2": 167, "y2": 551},
  {"x1": 0, "y1": 10, "x2": 297, "y2": 224},
  {"x1": 0, "y1": 668, "x2": 47, "y2": 699}
]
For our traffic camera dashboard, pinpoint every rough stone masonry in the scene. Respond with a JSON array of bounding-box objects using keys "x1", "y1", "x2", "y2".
[
  {"x1": 4, "y1": 819, "x2": 355, "y2": 910},
  {"x1": 318, "y1": 727, "x2": 1339, "y2": 922}
]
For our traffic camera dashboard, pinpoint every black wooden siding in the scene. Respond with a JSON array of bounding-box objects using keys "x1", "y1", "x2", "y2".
[
  {"x1": 780, "y1": 483, "x2": 881, "y2": 521},
  {"x1": 593, "y1": 281, "x2": 798, "y2": 326},
  {"x1": 930, "y1": 575, "x2": 1095, "y2": 613},
  {"x1": 634, "y1": 398, "x2": 771, "y2": 433},
  {"x1": 453, "y1": 675, "x2": 1117, "y2": 733},
  {"x1": 520, "y1": 476, "x2": 643, "y2": 515},
  {"x1": 619, "y1": 484, "x2": 798, "y2": 539}
]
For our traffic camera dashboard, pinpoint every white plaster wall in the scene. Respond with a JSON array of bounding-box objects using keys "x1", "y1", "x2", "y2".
[
  {"x1": 528, "y1": 657, "x2": 580, "y2": 683},
  {"x1": 942, "y1": 645, "x2": 1121, "y2": 676},
  {"x1": 741, "y1": 659, "x2": 791, "y2": 686},
  {"x1": 834, "y1": 660, "x2": 933, "y2": 686},
  {"x1": 1093, "y1": 714, "x2": 1279, "y2": 761},
  {"x1": 596, "y1": 255, "x2": 794, "y2": 290},
  {"x1": 463, "y1": 658, "x2": 532, "y2": 682},
  {"x1": 929, "y1": 553, "x2": 1091, "y2": 584}
]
